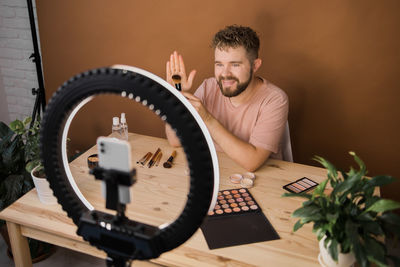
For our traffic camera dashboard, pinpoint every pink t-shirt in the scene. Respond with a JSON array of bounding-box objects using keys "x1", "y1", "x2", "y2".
[{"x1": 194, "y1": 77, "x2": 289, "y2": 159}]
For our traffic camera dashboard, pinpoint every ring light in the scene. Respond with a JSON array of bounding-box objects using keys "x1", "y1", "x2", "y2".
[{"x1": 40, "y1": 65, "x2": 219, "y2": 263}]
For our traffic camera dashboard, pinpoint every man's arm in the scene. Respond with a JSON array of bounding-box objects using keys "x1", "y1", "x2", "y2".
[
  {"x1": 164, "y1": 51, "x2": 196, "y2": 147},
  {"x1": 207, "y1": 116, "x2": 271, "y2": 171},
  {"x1": 165, "y1": 123, "x2": 181, "y2": 147},
  {"x1": 183, "y1": 92, "x2": 271, "y2": 171}
]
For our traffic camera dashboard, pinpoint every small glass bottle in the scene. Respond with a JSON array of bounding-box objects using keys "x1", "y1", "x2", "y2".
[
  {"x1": 111, "y1": 116, "x2": 122, "y2": 139},
  {"x1": 120, "y1": 113, "x2": 128, "y2": 141}
]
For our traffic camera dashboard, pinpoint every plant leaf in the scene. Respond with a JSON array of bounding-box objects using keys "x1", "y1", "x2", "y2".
[
  {"x1": 365, "y1": 199, "x2": 400, "y2": 213},
  {"x1": 313, "y1": 155, "x2": 338, "y2": 181},
  {"x1": 0, "y1": 122, "x2": 12, "y2": 138},
  {"x1": 25, "y1": 161, "x2": 39, "y2": 173},
  {"x1": 312, "y1": 179, "x2": 328, "y2": 199},
  {"x1": 359, "y1": 220, "x2": 383, "y2": 236},
  {"x1": 2, "y1": 174, "x2": 27, "y2": 207},
  {"x1": 364, "y1": 196, "x2": 381, "y2": 211},
  {"x1": 9, "y1": 120, "x2": 24, "y2": 134},
  {"x1": 364, "y1": 236, "x2": 386, "y2": 267},
  {"x1": 378, "y1": 213, "x2": 400, "y2": 236},
  {"x1": 316, "y1": 228, "x2": 327, "y2": 241},
  {"x1": 3, "y1": 136, "x2": 24, "y2": 172},
  {"x1": 379, "y1": 212, "x2": 400, "y2": 226},
  {"x1": 328, "y1": 238, "x2": 339, "y2": 262},
  {"x1": 300, "y1": 213, "x2": 324, "y2": 223},
  {"x1": 332, "y1": 171, "x2": 362, "y2": 197},
  {"x1": 346, "y1": 219, "x2": 368, "y2": 267},
  {"x1": 365, "y1": 175, "x2": 397, "y2": 188},
  {"x1": 349, "y1": 151, "x2": 367, "y2": 176},
  {"x1": 357, "y1": 212, "x2": 374, "y2": 222},
  {"x1": 326, "y1": 213, "x2": 339, "y2": 223},
  {"x1": 292, "y1": 205, "x2": 321, "y2": 218},
  {"x1": 293, "y1": 219, "x2": 304, "y2": 232},
  {"x1": 368, "y1": 258, "x2": 388, "y2": 267},
  {"x1": 22, "y1": 116, "x2": 32, "y2": 126}
]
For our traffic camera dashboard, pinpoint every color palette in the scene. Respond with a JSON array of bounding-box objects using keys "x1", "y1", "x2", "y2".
[
  {"x1": 201, "y1": 188, "x2": 280, "y2": 249},
  {"x1": 282, "y1": 177, "x2": 319, "y2": 193},
  {"x1": 208, "y1": 188, "x2": 260, "y2": 217}
]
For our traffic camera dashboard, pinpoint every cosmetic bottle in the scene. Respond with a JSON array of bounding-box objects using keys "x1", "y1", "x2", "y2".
[
  {"x1": 120, "y1": 113, "x2": 128, "y2": 141},
  {"x1": 111, "y1": 116, "x2": 122, "y2": 139}
]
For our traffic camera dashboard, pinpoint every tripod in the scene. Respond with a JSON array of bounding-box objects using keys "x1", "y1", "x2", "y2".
[{"x1": 27, "y1": 0, "x2": 46, "y2": 128}]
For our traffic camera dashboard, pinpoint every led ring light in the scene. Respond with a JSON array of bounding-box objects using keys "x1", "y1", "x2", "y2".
[{"x1": 40, "y1": 65, "x2": 219, "y2": 262}]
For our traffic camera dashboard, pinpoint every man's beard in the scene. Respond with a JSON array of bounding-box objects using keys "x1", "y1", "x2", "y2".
[{"x1": 217, "y1": 68, "x2": 253, "y2": 97}]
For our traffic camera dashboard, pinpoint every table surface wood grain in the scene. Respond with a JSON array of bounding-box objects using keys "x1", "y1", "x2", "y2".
[{"x1": 0, "y1": 133, "x2": 332, "y2": 266}]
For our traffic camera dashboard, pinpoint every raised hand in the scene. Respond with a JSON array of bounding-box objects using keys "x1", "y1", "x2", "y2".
[{"x1": 166, "y1": 51, "x2": 196, "y2": 92}]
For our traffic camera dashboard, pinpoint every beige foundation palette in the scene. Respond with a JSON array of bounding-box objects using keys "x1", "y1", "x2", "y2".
[
  {"x1": 283, "y1": 177, "x2": 319, "y2": 193},
  {"x1": 208, "y1": 188, "x2": 260, "y2": 217},
  {"x1": 201, "y1": 188, "x2": 280, "y2": 249}
]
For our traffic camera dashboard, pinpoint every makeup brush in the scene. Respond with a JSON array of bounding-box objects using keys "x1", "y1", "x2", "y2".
[
  {"x1": 163, "y1": 150, "x2": 177, "y2": 168},
  {"x1": 155, "y1": 152, "x2": 162, "y2": 167},
  {"x1": 172, "y1": 74, "x2": 182, "y2": 91},
  {"x1": 140, "y1": 152, "x2": 152, "y2": 166},
  {"x1": 148, "y1": 148, "x2": 161, "y2": 168},
  {"x1": 137, "y1": 152, "x2": 151, "y2": 164}
]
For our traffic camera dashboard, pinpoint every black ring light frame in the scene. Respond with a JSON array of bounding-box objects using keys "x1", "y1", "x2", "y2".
[{"x1": 40, "y1": 65, "x2": 219, "y2": 262}]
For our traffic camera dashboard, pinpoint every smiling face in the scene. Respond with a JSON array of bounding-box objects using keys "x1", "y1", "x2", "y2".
[{"x1": 214, "y1": 46, "x2": 255, "y2": 97}]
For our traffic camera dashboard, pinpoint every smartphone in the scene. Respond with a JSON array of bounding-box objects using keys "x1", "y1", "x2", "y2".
[{"x1": 97, "y1": 137, "x2": 132, "y2": 205}]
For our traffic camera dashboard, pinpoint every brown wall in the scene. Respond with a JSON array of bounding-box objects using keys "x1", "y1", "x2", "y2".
[{"x1": 36, "y1": 0, "x2": 400, "y2": 201}]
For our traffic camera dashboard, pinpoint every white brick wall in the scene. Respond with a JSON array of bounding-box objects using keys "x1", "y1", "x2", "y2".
[{"x1": 0, "y1": 0, "x2": 40, "y2": 122}]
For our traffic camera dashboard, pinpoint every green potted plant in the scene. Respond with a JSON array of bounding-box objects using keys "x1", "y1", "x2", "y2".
[
  {"x1": 0, "y1": 116, "x2": 54, "y2": 262},
  {"x1": 283, "y1": 152, "x2": 400, "y2": 267},
  {"x1": 0, "y1": 117, "x2": 34, "y2": 223},
  {"x1": 22, "y1": 117, "x2": 45, "y2": 178},
  {"x1": 19, "y1": 117, "x2": 56, "y2": 204}
]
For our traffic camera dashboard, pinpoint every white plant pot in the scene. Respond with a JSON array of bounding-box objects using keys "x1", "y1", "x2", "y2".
[
  {"x1": 31, "y1": 166, "x2": 57, "y2": 205},
  {"x1": 318, "y1": 236, "x2": 356, "y2": 267}
]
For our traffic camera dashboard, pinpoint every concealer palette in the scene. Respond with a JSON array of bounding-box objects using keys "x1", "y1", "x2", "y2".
[
  {"x1": 208, "y1": 188, "x2": 260, "y2": 217},
  {"x1": 201, "y1": 188, "x2": 280, "y2": 249},
  {"x1": 282, "y1": 177, "x2": 319, "y2": 193}
]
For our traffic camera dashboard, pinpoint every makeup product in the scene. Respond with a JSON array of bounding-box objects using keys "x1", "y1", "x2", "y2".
[
  {"x1": 87, "y1": 154, "x2": 99, "y2": 169},
  {"x1": 163, "y1": 150, "x2": 177, "y2": 168},
  {"x1": 243, "y1": 172, "x2": 255, "y2": 181},
  {"x1": 240, "y1": 177, "x2": 254, "y2": 188},
  {"x1": 137, "y1": 152, "x2": 151, "y2": 164},
  {"x1": 120, "y1": 113, "x2": 128, "y2": 141},
  {"x1": 208, "y1": 188, "x2": 261, "y2": 217},
  {"x1": 229, "y1": 174, "x2": 242, "y2": 184},
  {"x1": 139, "y1": 152, "x2": 152, "y2": 166},
  {"x1": 155, "y1": 152, "x2": 162, "y2": 167},
  {"x1": 111, "y1": 117, "x2": 122, "y2": 139},
  {"x1": 201, "y1": 188, "x2": 280, "y2": 249},
  {"x1": 148, "y1": 148, "x2": 161, "y2": 168},
  {"x1": 172, "y1": 74, "x2": 182, "y2": 91},
  {"x1": 283, "y1": 177, "x2": 319, "y2": 193}
]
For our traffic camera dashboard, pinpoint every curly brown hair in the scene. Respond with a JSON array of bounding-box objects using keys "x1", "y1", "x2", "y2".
[{"x1": 211, "y1": 25, "x2": 260, "y2": 62}]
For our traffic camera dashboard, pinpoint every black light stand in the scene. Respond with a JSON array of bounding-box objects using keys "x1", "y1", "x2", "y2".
[{"x1": 27, "y1": 0, "x2": 46, "y2": 128}]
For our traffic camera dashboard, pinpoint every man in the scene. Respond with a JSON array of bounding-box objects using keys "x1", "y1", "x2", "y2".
[{"x1": 165, "y1": 25, "x2": 288, "y2": 171}]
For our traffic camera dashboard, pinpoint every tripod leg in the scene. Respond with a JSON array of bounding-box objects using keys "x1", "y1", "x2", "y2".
[{"x1": 30, "y1": 88, "x2": 41, "y2": 128}]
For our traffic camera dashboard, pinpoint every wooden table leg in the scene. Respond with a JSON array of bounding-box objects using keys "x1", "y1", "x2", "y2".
[{"x1": 7, "y1": 222, "x2": 32, "y2": 267}]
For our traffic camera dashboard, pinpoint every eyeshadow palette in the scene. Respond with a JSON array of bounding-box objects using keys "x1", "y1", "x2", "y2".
[
  {"x1": 201, "y1": 188, "x2": 280, "y2": 249},
  {"x1": 283, "y1": 177, "x2": 319, "y2": 193},
  {"x1": 208, "y1": 188, "x2": 260, "y2": 217}
]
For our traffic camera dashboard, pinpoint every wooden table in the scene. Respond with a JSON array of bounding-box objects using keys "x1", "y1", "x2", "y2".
[{"x1": 0, "y1": 133, "x2": 331, "y2": 266}]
